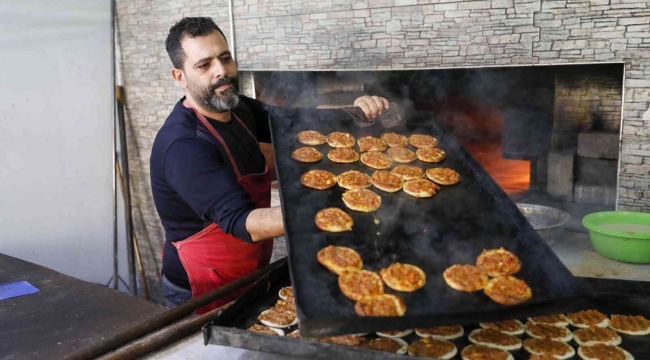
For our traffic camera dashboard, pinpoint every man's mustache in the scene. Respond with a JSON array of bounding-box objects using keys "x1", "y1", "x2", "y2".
[{"x1": 209, "y1": 77, "x2": 237, "y2": 92}]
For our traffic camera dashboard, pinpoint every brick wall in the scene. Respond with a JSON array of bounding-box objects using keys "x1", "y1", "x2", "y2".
[{"x1": 116, "y1": 0, "x2": 650, "y2": 300}]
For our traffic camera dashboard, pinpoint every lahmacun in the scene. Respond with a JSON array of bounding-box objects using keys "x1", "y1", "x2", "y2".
[
  {"x1": 426, "y1": 167, "x2": 460, "y2": 185},
  {"x1": 315, "y1": 208, "x2": 353, "y2": 232},
  {"x1": 392, "y1": 165, "x2": 424, "y2": 180},
  {"x1": 461, "y1": 344, "x2": 512, "y2": 360},
  {"x1": 357, "y1": 136, "x2": 387, "y2": 152},
  {"x1": 278, "y1": 286, "x2": 293, "y2": 301},
  {"x1": 484, "y1": 276, "x2": 532, "y2": 306},
  {"x1": 380, "y1": 263, "x2": 426, "y2": 292},
  {"x1": 362, "y1": 337, "x2": 408, "y2": 354},
  {"x1": 403, "y1": 178, "x2": 440, "y2": 198},
  {"x1": 328, "y1": 148, "x2": 359, "y2": 163},
  {"x1": 476, "y1": 248, "x2": 522, "y2": 277},
  {"x1": 291, "y1": 147, "x2": 323, "y2": 163},
  {"x1": 609, "y1": 314, "x2": 650, "y2": 335},
  {"x1": 297, "y1": 130, "x2": 327, "y2": 145},
  {"x1": 381, "y1": 133, "x2": 408, "y2": 148},
  {"x1": 342, "y1": 188, "x2": 382, "y2": 212},
  {"x1": 525, "y1": 321, "x2": 573, "y2": 342},
  {"x1": 377, "y1": 329, "x2": 413, "y2": 338},
  {"x1": 360, "y1": 151, "x2": 393, "y2": 170},
  {"x1": 301, "y1": 170, "x2": 337, "y2": 190},
  {"x1": 409, "y1": 134, "x2": 438, "y2": 148},
  {"x1": 574, "y1": 327, "x2": 622, "y2": 346},
  {"x1": 479, "y1": 319, "x2": 525, "y2": 335},
  {"x1": 387, "y1": 147, "x2": 417, "y2": 163},
  {"x1": 326, "y1": 132, "x2": 356, "y2": 148},
  {"x1": 577, "y1": 344, "x2": 634, "y2": 360},
  {"x1": 467, "y1": 329, "x2": 522, "y2": 351},
  {"x1": 415, "y1": 325, "x2": 464, "y2": 340},
  {"x1": 316, "y1": 334, "x2": 365, "y2": 346},
  {"x1": 337, "y1": 170, "x2": 372, "y2": 189},
  {"x1": 443, "y1": 264, "x2": 489, "y2": 292},
  {"x1": 523, "y1": 338, "x2": 575, "y2": 360},
  {"x1": 371, "y1": 170, "x2": 404, "y2": 193},
  {"x1": 317, "y1": 245, "x2": 362, "y2": 275},
  {"x1": 338, "y1": 269, "x2": 385, "y2": 301},
  {"x1": 247, "y1": 324, "x2": 285, "y2": 336},
  {"x1": 354, "y1": 294, "x2": 406, "y2": 317},
  {"x1": 417, "y1": 147, "x2": 446, "y2": 163},
  {"x1": 567, "y1": 309, "x2": 609, "y2": 328},
  {"x1": 408, "y1": 338, "x2": 457, "y2": 359},
  {"x1": 528, "y1": 314, "x2": 570, "y2": 327}
]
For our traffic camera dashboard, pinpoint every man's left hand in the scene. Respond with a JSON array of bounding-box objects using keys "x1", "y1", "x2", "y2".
[{"x1": 354, "y1": 96, "x2": 390, "y2": 119}]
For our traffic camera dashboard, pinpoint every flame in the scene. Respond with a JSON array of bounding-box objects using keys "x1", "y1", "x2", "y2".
[{"x1": 463, "y1": 141, "x2": 530, "y2": 195}]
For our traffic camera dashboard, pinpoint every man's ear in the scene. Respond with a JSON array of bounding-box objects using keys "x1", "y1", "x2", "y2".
[{"x1": 171, "y1": 68, "x2": 188, "y2": 89}]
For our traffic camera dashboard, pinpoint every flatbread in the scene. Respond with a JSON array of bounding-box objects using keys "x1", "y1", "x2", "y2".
[
  {"x1": 415, "y1": 325, "x2": 464, "y2": 340},
  {"x1": 461, "y1": 344, "x2": 513, "y2": 360},
  {"x1": 315, "y1": 207, "x2": 353, "y2": 232},
  {"x1": 528, "y1": 314, "x2": 569, "y2": 327},
  {"x1": 525, "y1": 321, "x2": 573, "y2": 342},
  {"x1": 416, "y1": 147, "x2": 446, "y2": 163},
  {"x1": 574, "y1": 327, "x2": 622, "y2": 346},
  {"x1": 409, "y1": 134, "x2": 438, "y2": 148},
  {"x1": 479, "y1": 319, "x2": 525, "y2": 335},
  {"x1": 338, "y1": 269, "x2": 384, "y2": 301},
  {"x1": 577, "y1": 344, "x2": 634, "y2": 360},
  {"x1": 403, "y1": 178, "x2": 439, "y2": 198},
  {"x1": 360, "y1": 151, "x2": 393, "y2": 170},
  {"x1": 484, "y1": 276, "x2": 532, "y2": 306},
  {"x1": 381, "y1": 133, "x2": 408, "y2": 148},
  {"x1": 317, "y1": 245, "x2": 363, "y2": 275},
  {"x1": 326, "y1": 132, "x2": 356, "y2": 148},
  {"x1": 476, "y1": 248, "x2": 522, "y2": 277},
  {"x1": 354, "y1": 294, "x2": 406, "y2": 316},
  {"x1": 291, "y1": 147, "x2": 323, "y2": 162},
  {"x1": 467, "y1": 329, "x2": 522, "y2": 351},
  {"x1": 357, "y1": 136, "x2": 387, "y2": 152},
  {"x1": 328, "y1": 148, "x2": 359, "y2": 163},
  {"x1": 387, "y1": 147, "x2": 417, "y2": 163},
  {"x1": 523, "y1": 338, "x2": 576, "y2": 360},
  {"x1": 376, "y1": 329, "x2": 413, "y2": 338},
  {"x1": 258, "y1": 301, "x2": 299, "y2": 328},
  {"x1": 609, "y1": 314, "x2": 650, "y2": 335},
  {"x1": 371, "y1": 170, "x2": 404, "y2": 193},
  {"x1": 337, "y1": 170, "x2": 372, "y2": 189},
  {"x1": 316, "y1": 334, "x2": 365, "y2": 346},
  {"x1": 408, "y1": 338, "x2": 457, "y2": 359},
  {"x1": 297, "y1": 130, "x2": 326, "y2": 145},
  {"x1": 567, "y1": 309, "x2": 609, "y2": 328},
  {"x1": 391, "y1": 165, "x2": 424, "y2": 180},
  {"x1": 342, "y1": 188, "x2": 381, "y2": 212},
  {"x1": 247, "y1": 324, "x2": 285, "y2": 336},
  {"x1": 301, "y1": 170, "x2": 337, "y2": 190},
  {"x1": 278, "y1": 286, "x2": 293, "y2": 301},
  {"x1": 443, "y1": 264, "x2": 489, "y2": 292},
  {"x1": 380, "y1": 263, "x2": 426, "y2": 292},
  {"x1": 362, "y1": 338, "x2": 408, "y2": 354},
  {"x1": 426, "y1": 167, "x2": 460, "y2": 185}
]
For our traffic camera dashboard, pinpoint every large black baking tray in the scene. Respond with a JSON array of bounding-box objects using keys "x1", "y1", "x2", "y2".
[
  {"x1": 268, "y1": 107, "x2": 582, "y2": 338},
  {"x1": 204, "y1": 258, "x2": 650, "y2": 359}
]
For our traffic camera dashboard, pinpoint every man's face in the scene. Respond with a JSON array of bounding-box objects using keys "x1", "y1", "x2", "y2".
[{"x1": 180, "y1": 31, "x2": 239, "y2": 112}]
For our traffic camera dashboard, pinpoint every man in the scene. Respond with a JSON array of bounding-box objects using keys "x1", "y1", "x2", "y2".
[{"x1": 151, "y1": 17, "x2": 389, "y2": 312}]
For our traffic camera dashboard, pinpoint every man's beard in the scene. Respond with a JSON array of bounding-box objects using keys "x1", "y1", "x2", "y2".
[{"x1": 187, "y1": 75, "x2": 240, "y2": 113}]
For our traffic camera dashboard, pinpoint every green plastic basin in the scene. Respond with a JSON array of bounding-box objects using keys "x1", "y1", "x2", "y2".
[{"x1": 582, "y1": 211, "x2": 650, "y2": 264}]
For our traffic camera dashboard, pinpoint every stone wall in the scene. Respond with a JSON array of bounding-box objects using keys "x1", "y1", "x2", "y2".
[{"x1": 116, "y1": 0, "x2": 650, "y2": 300}]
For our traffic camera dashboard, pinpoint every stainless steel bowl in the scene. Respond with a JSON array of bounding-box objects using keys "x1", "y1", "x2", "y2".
[{"x1": 516, "y1": 203, "x2": 571, "y2": 246}]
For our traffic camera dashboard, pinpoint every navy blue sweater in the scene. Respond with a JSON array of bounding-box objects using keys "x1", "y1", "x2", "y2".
[{"x1": 150, "y1": 95, "x2": 272, "y2": 289}]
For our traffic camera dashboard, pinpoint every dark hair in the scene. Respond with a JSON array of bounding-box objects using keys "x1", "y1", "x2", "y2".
[{"x1": 165, "y1": 17, "x2": 227, "y2": 70}]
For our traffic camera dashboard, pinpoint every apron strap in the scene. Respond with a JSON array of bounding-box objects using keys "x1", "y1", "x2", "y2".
[{"x1": 184, "y1": 100, "x2": 242, "y2": 180}]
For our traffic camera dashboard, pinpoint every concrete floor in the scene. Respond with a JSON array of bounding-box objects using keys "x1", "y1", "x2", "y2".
[{"x1": 143, "y1": 229, "x2": 650, "y2": 360}]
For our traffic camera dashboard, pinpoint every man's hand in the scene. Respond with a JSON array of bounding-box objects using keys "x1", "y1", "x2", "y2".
[{"x1": 354, "y1": 96, "x2": 390, "y2": 119}]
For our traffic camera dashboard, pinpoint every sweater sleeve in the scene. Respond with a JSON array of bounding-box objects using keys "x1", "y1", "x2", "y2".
[{"x1": 163, "y1": 137, "x2": 254, "y2": 243}]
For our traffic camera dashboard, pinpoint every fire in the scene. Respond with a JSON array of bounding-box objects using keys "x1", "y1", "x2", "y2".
[{"x1": 463, "y1": 141, "x2": 530, "y2": 195}]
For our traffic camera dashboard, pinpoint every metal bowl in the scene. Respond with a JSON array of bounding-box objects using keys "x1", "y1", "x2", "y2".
[{"x1": 516, "y1": 203, "x2": 571, "y2": 246}]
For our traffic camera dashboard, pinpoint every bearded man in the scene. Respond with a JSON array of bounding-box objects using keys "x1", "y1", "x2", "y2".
[{"x1": 150, "y1": 17, "x2": 389, "y2": 312}]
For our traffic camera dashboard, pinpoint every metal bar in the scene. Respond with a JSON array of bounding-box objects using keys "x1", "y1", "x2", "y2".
[
  {"x1": 63, "y1": 258, "x2": 286, "y2": 360},
  {"x1": 228, "y1": 0, "x2": 236, "y2": 61},
  {"x1": 116, "y1": 85, "x2": 137, "y2": 297},
  {"x1": 111, "y1": 0, "x2": 119, "y2": 290},
  {"x1": 98, "y1": 308, "x2": 219, "y2": 360}
]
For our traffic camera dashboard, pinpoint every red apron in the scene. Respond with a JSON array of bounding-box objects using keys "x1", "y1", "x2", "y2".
[{"x1": 171, "y1": 101, "x2": 274, "y2": 314}]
